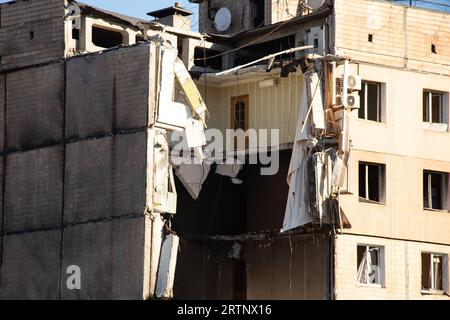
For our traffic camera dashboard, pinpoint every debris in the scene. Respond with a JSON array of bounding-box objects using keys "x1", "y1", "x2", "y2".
[
  {"x1": 174, "y1": 162, "x2": 211, "y2": 200},
  {"x1": 228, "y1": 243, "x2": 243, "y2": 259},
  {"x1": 155, "y1": 233, "x2": 180, "y2": 299}
]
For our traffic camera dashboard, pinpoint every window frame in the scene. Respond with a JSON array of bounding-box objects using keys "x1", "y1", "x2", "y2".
[
  {"x1": 356, "y1": 244, "x2": 385, "y2": 288},
  {"x1": 421, "y1": 252, "x2": 449, "y2": 294},
  {"x1": 359, "y1": 81, "x2": 382, "y2": 122},
  {"x1": 230, "y1": 95, "x2": 249, "y2": 131},
  {"x1": 358, "y1": 161, "x2": 386, "y2": 205},
  {"x1": 423, "y1": 170, "x2": 449, "y2": 212},
  {"x1": 423, "y1": 90, "x2": 444, "y2": 124}
]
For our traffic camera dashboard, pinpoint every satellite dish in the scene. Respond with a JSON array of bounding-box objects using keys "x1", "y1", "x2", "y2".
[
  {"x1": 214, "y1": 7, "x2": 231, "y2": 32},
  {"x1": 307, "y1": 0, "x2": 325, "y2": 10}
]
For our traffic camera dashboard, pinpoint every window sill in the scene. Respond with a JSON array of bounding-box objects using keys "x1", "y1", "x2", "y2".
[
  {"x1": 359, "y1": 197, "x2": 386, "y2": 206},
  {"x1": 357, "y1": 118, "x2": 385, "y2": 125},
  {"x1": 423, "y1": 208, "x2": 450, "y2": 214},
  {"x1": 422, "y1": 122, "x2": 448, "y2": 133},
  {"x1": 357, "y1": 283, "x2": 384, "y2": 289},
  {"x1": 420, "y1": 289, "x2": 446, "y2": 296}
]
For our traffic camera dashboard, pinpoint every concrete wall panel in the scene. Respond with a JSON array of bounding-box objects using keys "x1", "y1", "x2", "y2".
[
  {"x1": 65, "y1": 45, "x2": 152, "y2": 139},
  {"x1": 0, "y1": 17, "x2": 65, "y2": 70},
  {"x1": 0, "y1": 75, "x2": 4, "y2": 152},
  {"x1": 64, "y1": 132, "x2": 147, "y2": 224},
  {"x1": 4, "y1": 146, "x2": 63, "y2": 233},
  {"x1": 0, "y1": 0, "x2": 65, "y2": 28},
  {"x1": 6, "y1": 63, "x2": 64, "y2": 150},
  {"x1": 60, "y1": 217, "x2": 145, "y2": 300},
  {"x1": 0, "y1": 230, "x2": 61, "y2": 300}
]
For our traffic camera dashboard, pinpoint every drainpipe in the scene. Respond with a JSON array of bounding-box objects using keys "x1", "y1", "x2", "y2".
[{"x1": 328, "y1": 230, "x2": 336, "y2": 300}]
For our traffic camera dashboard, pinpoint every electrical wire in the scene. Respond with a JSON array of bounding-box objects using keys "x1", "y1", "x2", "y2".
[{"x1": 194, "y1": 16, "x2": 300, "y2": 62}]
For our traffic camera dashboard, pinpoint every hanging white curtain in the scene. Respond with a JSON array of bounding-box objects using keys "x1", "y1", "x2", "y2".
[{"x1": 282, "y1": 73, "x2": 314, "y2": 232}]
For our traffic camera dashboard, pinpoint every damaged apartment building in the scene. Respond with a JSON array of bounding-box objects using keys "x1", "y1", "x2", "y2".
[{"x1": 0, "y1": 0, "x2": 449, "y2": 300}]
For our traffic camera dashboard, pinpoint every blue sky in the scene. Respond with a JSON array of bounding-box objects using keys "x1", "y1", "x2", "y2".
[
  {"x1": 79, "y1": 0, "x2": 199, "y2": 20},
  {"x1": 0, "y1": 0, "x2": 201, "y2": 27},
  {"x1": 0, "y1": 0, "x2": 447, "y2": 23}
]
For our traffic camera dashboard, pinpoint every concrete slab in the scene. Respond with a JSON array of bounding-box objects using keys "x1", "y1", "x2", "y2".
[
  {"x1": 60, "y1": 216, "x2": 146, "y2": 300},
  {"x1": 6, "y1": 63, "x2": 64, "y2": 150},
  {"x1": 0, "y1": 75, "x2": 4, "y2": 153},
  {"x1": 0, "y1": 230, "x2": 61, "y2": 300},
  {"x1": 65, "y1": 45, "x2": 152, "y2": 139},
  {"x1": 0, "y1": 17, "x2": 65, "y2": 70},
  {"x1": 4, "y1": 146, "x2": 63, "y2": 233},
  {"x1": 64, "y1": 132, "x2": 147, "y2": 224}
]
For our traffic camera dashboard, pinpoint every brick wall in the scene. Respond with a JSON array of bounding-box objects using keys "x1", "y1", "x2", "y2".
[
  {"x1": 335, "y1": 234, "x2": 450, "y2": 300},
  {"x1": 334, "y1": 0, "x2": 450, "y2": 75}
]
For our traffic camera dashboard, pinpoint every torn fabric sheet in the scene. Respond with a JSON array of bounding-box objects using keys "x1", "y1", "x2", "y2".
[
  {"x1": 306, "y1": 71, "x2": 326, "y2": 130},
  {"x1": 185, "y1": 119, "x2": 207, "y2": 148},
  {"x1": 174, "y1": 162, "x2": 211, "y2": 200},
  {"x1": 282, "y1": 74, "x2": 313, "y2": 232},
  {"x1": 215, "y1": 163, "x2": 243, "y2": 178}
]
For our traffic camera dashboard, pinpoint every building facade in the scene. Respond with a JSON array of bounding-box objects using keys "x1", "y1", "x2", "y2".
[{"x1": 0, "y1": 0, "x2": 448, "y2": 300}]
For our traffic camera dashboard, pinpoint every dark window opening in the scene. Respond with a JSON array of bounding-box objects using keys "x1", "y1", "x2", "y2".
[
  {"x1": 368, "y1": 34, "x2": 373, "y2": 42},
  {"x1": 432, "y1": 44, "x2": 437, "y2": 54},
  {"x1": 423, "y1": 90, "x2": 444, "y2": 124},
  {"x1": 250, "y1": 0, "x2": 265, "y2": 28},
  {"x1": 234, "y1": 102, "x2": 246, "y2": 130},
  {"x1": 194, "y1": 47, "x2": 222, "y2": 70},
  {"x1": 422, "y1": 253, "x2": 447, "y2": 291},
  {"x1": 230, "y1": 95, "x2": 249, "y2": 150},
  {"x1": 234, "y1": 34, "x2": 296, "y2": 67},
  {"x1": 423, "y1": 170, "x2": 448, "y2": 211},
  {"x1": 359, "y1": 81, "x2": 382, "y2": 122},
  {"x1": 136, "y1": 34, "x2": 145, "y2": 43},
  {"x1": 230, "y1": 95, "x2": 249, "y2": 131},
  {"x1": 359, "y1": 162, "x2": 385, "y2": 204},
  {"x1": 92, "y1": 26, "x2": 123, "y2": 48},
  {"x1": 313, "y1": 38, "x2": 319, "y2": 49},
  {"x1": 29, "y1": 31, "x2": 34, "y2": 40},
  {"x1": 72, "y1": 28, "x2": 80, "y2": 40}
]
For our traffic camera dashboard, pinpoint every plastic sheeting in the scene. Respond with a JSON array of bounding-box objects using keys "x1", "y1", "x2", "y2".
[{"x1": 282, "y1": 73, "x2": 313, "y2": 232}]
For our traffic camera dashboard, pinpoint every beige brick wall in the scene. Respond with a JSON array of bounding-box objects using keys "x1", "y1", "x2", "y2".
[
  {"x1": 334, "y1": 0, "x2": 450, "y2": 75},
  {"x1": 268, "y1": 0, "x2": 304, "y2": 25},
  {"x1": 335, "y1": 234, "x2": 450, "y2": 300}
]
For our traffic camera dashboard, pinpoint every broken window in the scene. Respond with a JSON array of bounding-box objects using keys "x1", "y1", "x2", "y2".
[
  {"x1": 72, "y1": 28, "x2": 80, "y2": 40},
  {"x1": 359, "y1": 81, "x2": 382, "y2": 122},
  {"x1": 357, "y1": 245, "x2": 384, "y2": 286},
  {"x1": 423, "y1": 90, "x2": 446, "y2": 124},
  {"x1": 92, "y1": 26, "x2": 123, "y2": 48},
  {"x1": 359, "y1": 162, "x2": 385, "y2": 204},
  {"x1": 423, "y1": 170, "x2": 449, "y2": 211},
  {"x1": 194, "y1": 48, "x2": 222, "y2": 71},
  {"x1": 250, "y1": 0, "x2": 265, "y2": 28},
  {"x1": 230, "y1": 95, "x2": 249, "y2": 131},
  {"x1": 422, "y1": 252, "x2": 448, "y2": 292}
]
